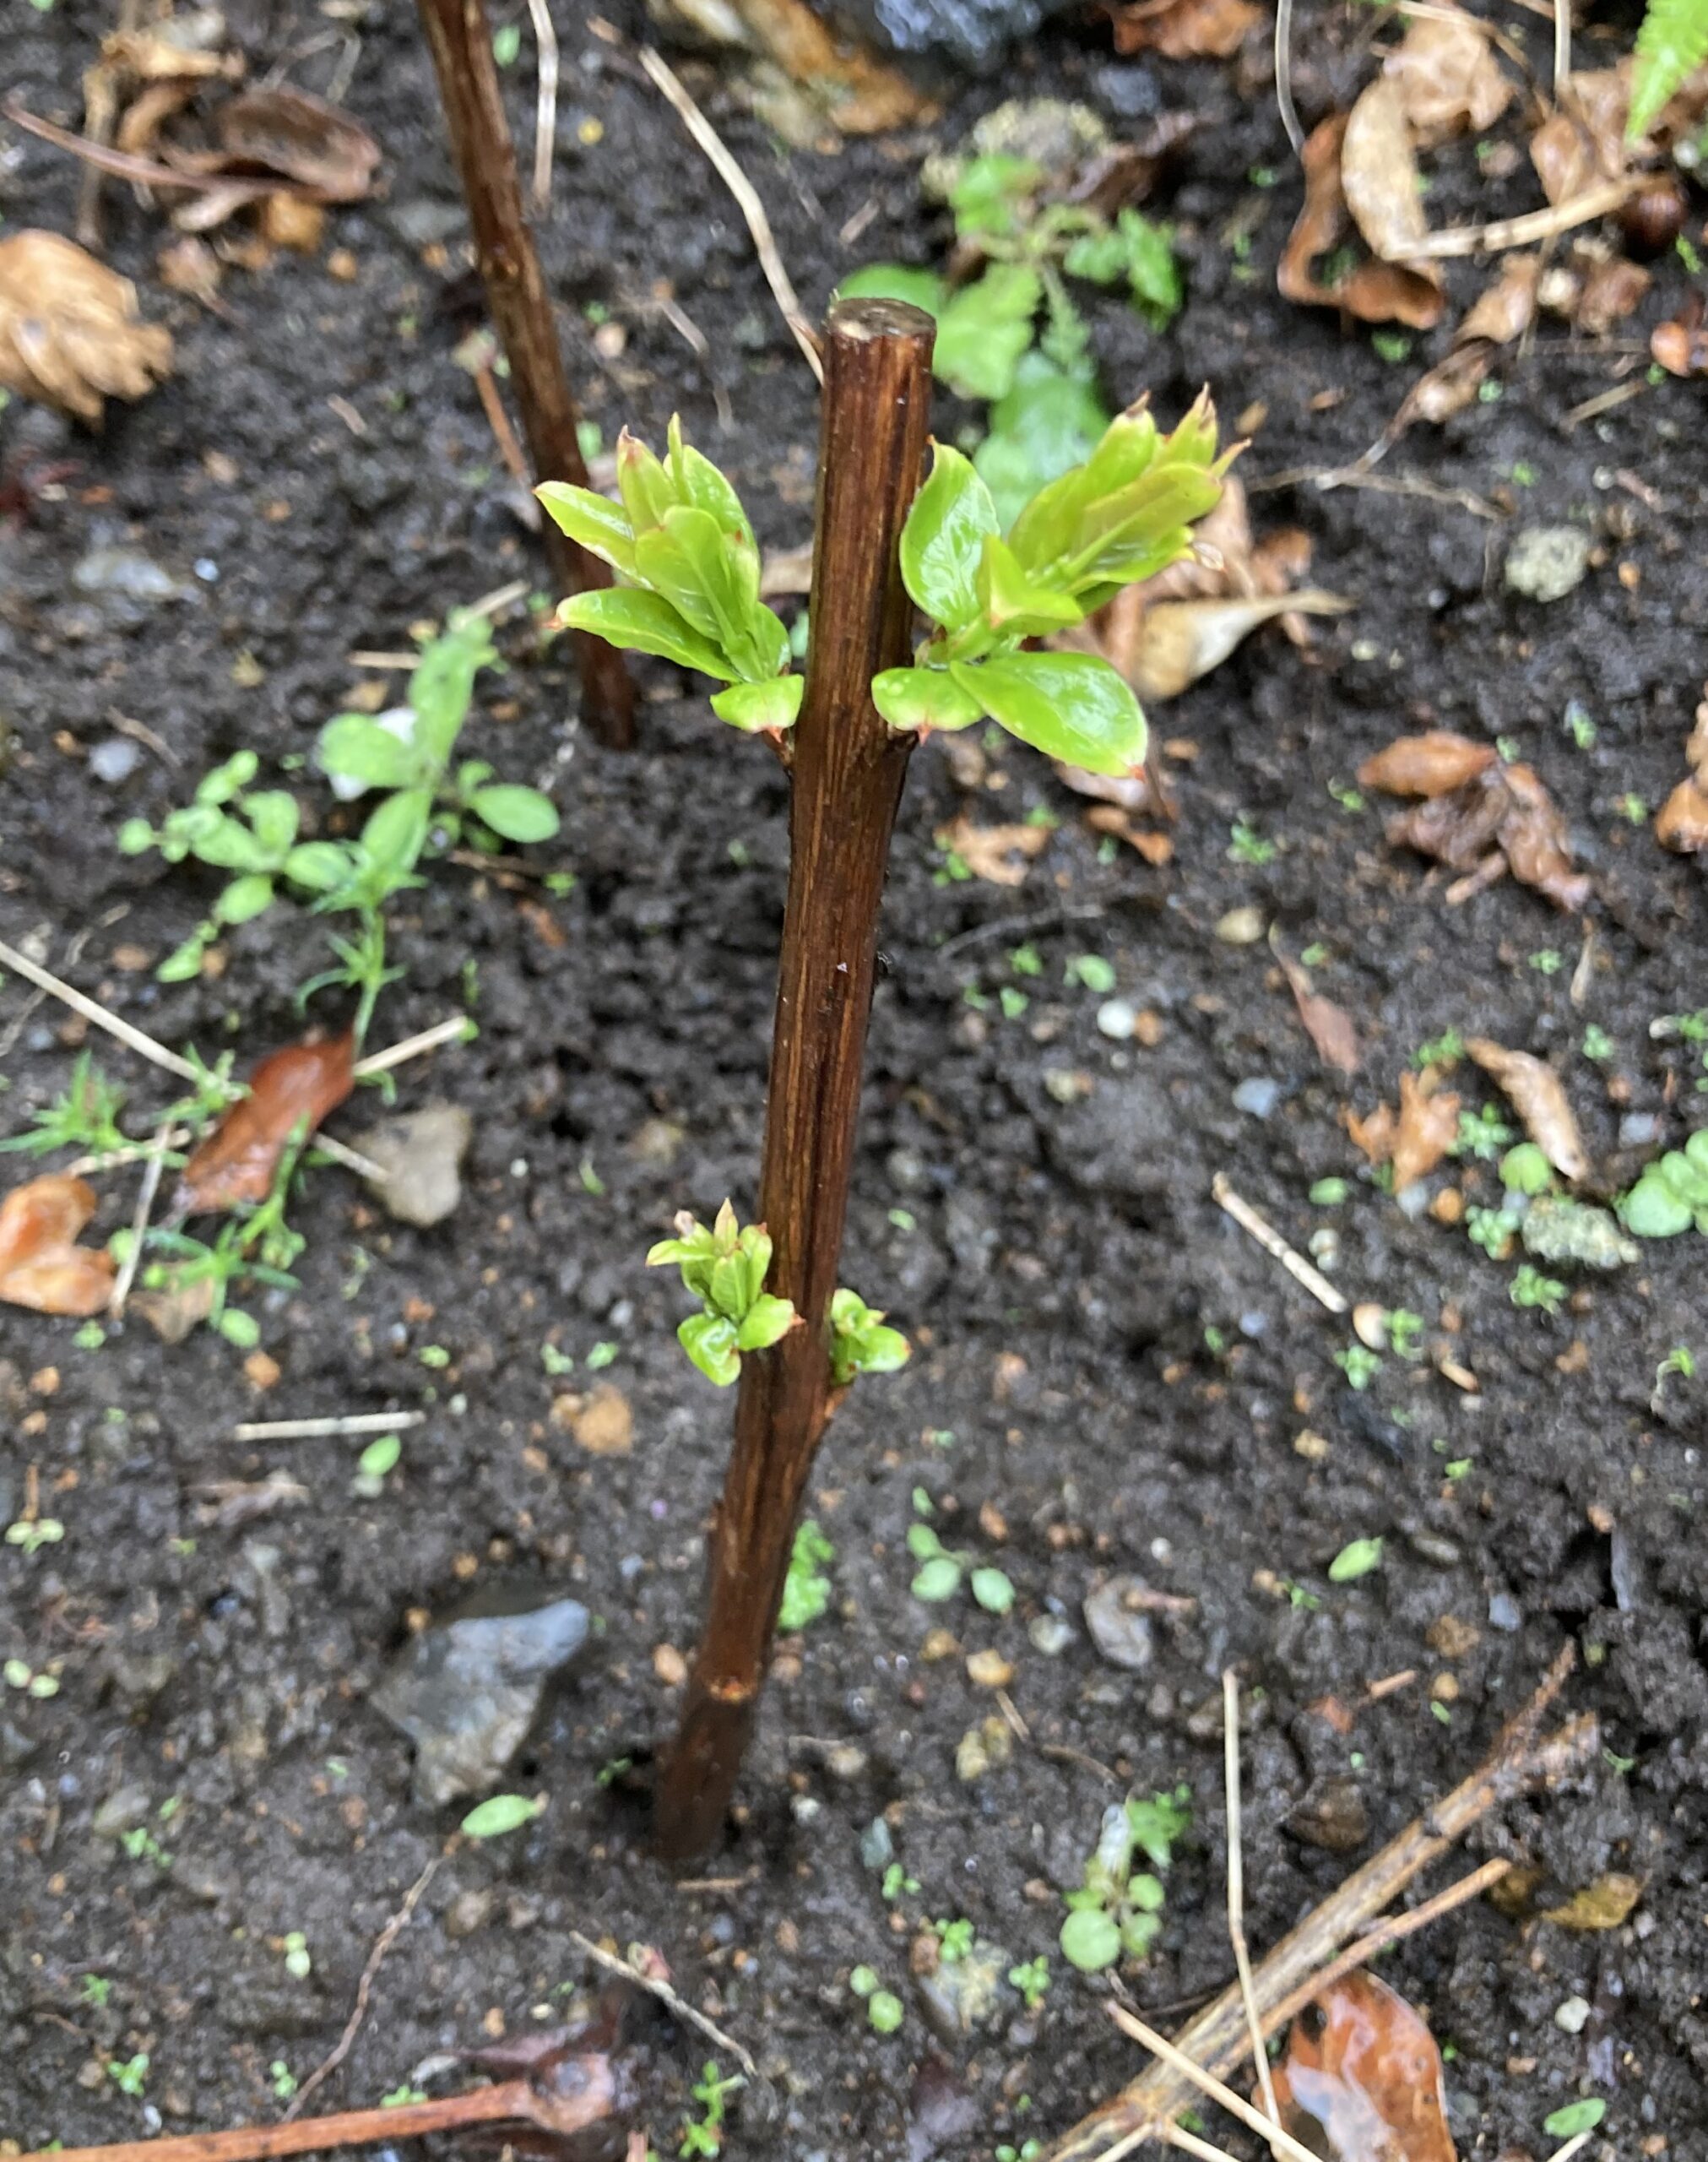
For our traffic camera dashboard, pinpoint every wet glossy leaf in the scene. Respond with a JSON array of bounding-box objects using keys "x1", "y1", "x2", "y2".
[
  {"x1": 679, "y1": 1310, "x2": 741, "y2": 1388},
  {"x1": 179, "y1": 1030, "x2": 355, "y2": 1214},
  {"x1": 534, "y1": 481, "x2": 639, "y2": 578},
  {"x1": 871, "y1": 666, "x2": 984, "y2": 735},
  {"x1": 469, "y1": 785, "x2": 560, "y2": 845},
  {"x1": 952, "y1": 651, "x2": 1147, "y2": 778},
  {"x1": 711, "y1": 677, "x2": 804, "y2": 733},
  {"x1": 560, "y1": 589, "x2": 735, "y2": 679},
  {"x1": 900, "y1": 443, "x2": 1001, "y2": 632},
  {"x1": 976, "y1": 535, "x2": 1084, "y2": 638},
  {"x1": 735, "y1": 1292, "x2": 797, "y2": 1352},
  {"x1": 1274, "y1": 1972, "x2": 1455, "y2": 2162},
  {"x1": 933, "y1": 266, "x2": 1042, "y2": 402}
]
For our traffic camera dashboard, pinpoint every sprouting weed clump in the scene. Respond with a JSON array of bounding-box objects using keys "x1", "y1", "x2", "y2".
[
  {"x1": 843, "y1": 109, "x2": 1184, "y2": 522},
  {"x1": 778, "y1": 1518, "x2": 835, "y2": 1632},
  {"x1": 1060, "y1": 1786, "x2": 1191, "y2": 1973},
  {"x1": 117, "y1": 609, "x2": 557, "y2": 1040}
]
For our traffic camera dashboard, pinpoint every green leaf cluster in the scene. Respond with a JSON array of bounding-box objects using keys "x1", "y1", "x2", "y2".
[
  {"x1": 905, "y1": 1520, "x2": 1014, "y2": 1611},
  {"x1": 1629, "y1": 0, "x2": 1708, "y2": 137},
  {"x1": 778, "y1": 1517, "x2": 835, "y2": 1632},
  {"x1": 1621, "y1": 1130, "x2": 1708, "y2": 1238},
  {"x1": 874, "y1": 400, "x2": 1226, "y2": 776},
  {"x1": 646, "y1": 1199, "x2": 798, "y2": 1386},
  {"x1": 828, "y1": 1287, "x2": 910, "y2": 1387},
  {"x1": 540, "y1": 419, "x2": 801, "y2": 735},
  {"x1": 1060, "y1": 1787, "x2": 1190, "y2": 1972}
]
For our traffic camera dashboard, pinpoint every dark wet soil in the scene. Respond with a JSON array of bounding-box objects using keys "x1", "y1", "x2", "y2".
[{"x1": 3, "y1": 3, "x2": 1707, "y2": 2158}]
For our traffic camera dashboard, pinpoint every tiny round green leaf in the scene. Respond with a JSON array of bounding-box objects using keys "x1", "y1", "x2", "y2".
[
  {"x1": 969, "y1": 1567, "x2": 1015, "y2": 1615},
  {"x1": 1060, "y1": 1908, "x2": 1122, "y2": 1973},
  {"x1": 469, "y1": 784, "x2": 561, "y2": 845},
  {"x1": 1327, "y1": 1537, "x2": 1384, "y2": 1583},
  {"x1": 866, "y1": 1989, "x2": 905, "y2": 2034},
  {"x1": 460, "y1": 1792, "x2": 546, "y2": 1839},
  {"x1": 910, "y1": 1555, "x2": 963, "y2": 1602}
]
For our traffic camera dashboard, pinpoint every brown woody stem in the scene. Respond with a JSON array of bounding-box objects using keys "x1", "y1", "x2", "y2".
[
  {"x1": 415, "y1": 0, "x2": 635, "y2": 749},
  {"x1": 15, "y1": 2078, "x2": 583, "y2": 2162},
  {"x1": 654, "y1": 298, "x2": 935, "y2": 1861}
]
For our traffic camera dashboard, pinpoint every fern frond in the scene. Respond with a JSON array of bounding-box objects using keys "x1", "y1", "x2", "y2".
[{"x1": 1629, "y1": 0, "x2": 1708, "y2": 139}]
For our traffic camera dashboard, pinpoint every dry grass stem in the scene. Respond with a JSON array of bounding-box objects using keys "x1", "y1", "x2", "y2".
[
  {"x1": 281, "y1": 1854, "x2": 442, "y2": 2118},
  {"x1": 568, "y1": 1931, "x2": 759, "y2": 2079},
  {"x1": 231, "y1": 1410, "x2": 426, "y2": 1441},
  {"x1": 1222, "y1": 1671, "x2": 1283, "y2": 2146},
  {"x1": 1212, "y1": 1174, "x2": 1347, "y2": 1313},
  {"x1": 1108, "y1": 2007, "x2": 1323, "y2": 2162},
  {"x1": 108, "y1": 1122, "x2": 173, "y2": 1318},
  {"x1": 524, "y1": 0, "x2": 558, "y2": 212}
]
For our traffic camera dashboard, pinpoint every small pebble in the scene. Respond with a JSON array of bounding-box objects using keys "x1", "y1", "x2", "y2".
[
  {"x1": 1233, "y1": 1076, "x2": 1282, "y2": 1118},
  {"x1": 1096, "y1": 998, "x2": 1137, "y2": 1040},
  {"x1": 1488, "y1": 1590, "x2": 1523, "y2": 1632},
  {"x1": 966, "y1": 1649, "x2": 1014, "y2": 1689},
  {"x1": 1083, "y1": 1577, "x2": 1157, "y2": 1671},
  {"x1": 1618, "y1": 1111, "x2": 1662, "y2": 1147},
  {"x1": 1505, "y1": 524, "x2": 1593, "y2": 604},
  {"x1": 1395, "y1": 1180, "x2": 1432, "y2": 1220},
  {"x1": 1028, "y1": 1614, "x2": 1075, "y2": 1656},
  {"x1": 1216, "y1": 906, "x2": 1266, "y2": 945},
  {"x1": 653, "y1": 1643, "x2": 688, "y2": 1687},
  {"x1": 88, "y1": 737, "x2": 141, "y2": 784},
  {"x1": 1407, "y1": 1530, "x2": 1462, "y2": 1567},
  {"x1": 860, "y1": 1817, "x2": 894, "y2": 1871},
  {"x1": 1554, "y1": 1995, "x2": 1592, "y2": 2034}
]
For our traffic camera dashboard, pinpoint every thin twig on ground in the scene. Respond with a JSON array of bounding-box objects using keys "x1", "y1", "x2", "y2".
[
  {"x1": 596, "y1": 27, "x2": 822, "y2": 385},
  {"x1": 1043, "y1": 1649, "x2": 1594, "y2": 2160},
  {"x1": 1109, "y1": 2008, "x2": 1323, "y2": 2162},
  {"x1": 0, "y1": 909, "x2": 127, "y2": 1062},
  {"x1": 1274, "y1": 0, "x2": 1303, "y2": 155},
  {"x1": 1212, "y1": 1174, "x2": 1347, "y2": 1315},
  {"x1": 108, "y1": 1122, "x2": 172, "y2": 1318},
  {"x1": 1221, "y1": 1671, "x2": 1282, "y2": 2147},
  {"x1": 352, "y1": 1016, "x2": 474, "y2": 1078},
  {"x1": 568, "y1": 1931, "x2": 759, "y2": 2080},
  {"x1": 1553, "y1": 0, "x2": 1570, "y2": 99},
  {"x1": 231, "y1": 1410, "x2": 426, "y2": 1442},
  {"x1": 1248, "y1": 467, "x2": 1503, "y2": 519},
  {"x1": 524, "y1": 0, "x2": 559, "y2": 213},
  {"x1": 310, "y1": 1134, "x2": 390, "y2": 1182},
  {"x1": 281, "y1": 1854, "x2": 442, "y2": 2119},
  {"x1": 1403, "y1": 177, "x2": 1637, "y2": 257},
  {"x1": 0, "y1": 936, "x2": 204, "y2": 1085}
]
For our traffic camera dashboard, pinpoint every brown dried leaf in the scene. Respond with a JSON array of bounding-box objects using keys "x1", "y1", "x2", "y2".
[
  {"x1": 938, "y1": 815, "x2": 1054, "y2": 887},
  {"x1": 1385, "y1": 254, "x2": 1537, "y2": 436},
  {"x1": 156, "y1": 234, "x2": 225, "y2": 308},
  {"x1": 1358, "y1": 731, "x2": 1496, "y2": 798},
  {"x1": 1531, "y1": 68, "x2": 1631, "y2": 208},
  {"x1": 1275, "y1": 944, "x2": 1360, "y2": 1076},
  {"x1": 179, "y1": 1029, "x2": 355, "y2": 1214},
  {"x1": 117, "y1": 79, "x2": 198, "y2": 159},
  {"x1": 1280, "y1": 112, "x2": 1445, "y2": 328},
  {"x1": 1102, "y1": 0, "x2": 1262, "y2": 58},
  {"x1": 1493, "y1": 763, "x2": 1591, "y2": 910},
  {"x1": 1124, "y1": 593, "x2": 1355, "y2": 699},
  {"x1": 1456, "y1": 252, "x2": 1539, "y2": 345},
  {"x1": 1465, "y1": 1038, "x2": 1590, "y2": 1181},
  {"x1": 1652, "y1": 294, "x2": 1708, "y2": 377},
  {"x1": 1656, "y1": 774, "x2": 1708, "y2": 850},
  {"x1": 1084, "y1": 806, "x2": 1174, "y2": 863},
  {"x1": 1347, "y1": 1071, "x2": 1461, "y2": 1189},
  {"x1": 1541, "y1": 1871, "x2": 1643, "y2": 1930},
  {"x1": 1384, "y1": 5, "x2": 1514, "y2": 146},
  {"x1": 0, "y1": 1172, "x2": 117, "y2": 1317},
  {"x1": 133, "y1": 1269, "x2": 219, "y2": 1344},
  {"x1": 1341, "y1": 79, "x2": 1446, "y2": 326},
  {"x1": 0, "y1": 229, "x2": 173, "y2": 424},
  {"x1": 726, "y1": 0, "x2": 937, "y2": 133},
  {"x1": 1273, "y1": 1971, "x2": 1456, "y2": 2162},
  {"x1": 102, "y1": 15, "x2": 241, "y2": 84},
  {"x1": 207, "y1": 88, "x2": 380, "y2": 201},
  {"x1": 1572, "y1": 253, "x2": 1650, "y2": 334}
]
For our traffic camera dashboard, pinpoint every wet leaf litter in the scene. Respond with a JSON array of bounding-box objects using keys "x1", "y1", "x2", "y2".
[{"x1": 3, "y1": 0, "x2": 1708, "y2": 2144}]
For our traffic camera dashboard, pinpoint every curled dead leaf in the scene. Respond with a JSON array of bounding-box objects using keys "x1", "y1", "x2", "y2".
[
  {"x1": 203, "y1": 87, "x2": 380, "y2": 201},
  {"x1": 1280, "y1": 113, "x2": 1444, "y2": 328},
  {"x1": 938, "y1": 815, "x2": 1055, "y2": 887},
  {"x1": 1652, "y1": 294, "x2": 1708, "y2": 378},
  {"x1": 1101, "y1": 0, "x2": 1262, "y2": 58},
  {"x1": 1358, "y1": 731, "x2": 1496, "y2": 798},
  {"x1": 1341, "y1": 79, "x2": 1445, "y2": 321},
  {"x1": 708, "y1": 0, "x2": 936, "y2": 134},
  {"x1": 1347, "y1": 1069, "x2": 1461, "y2": 1190},
  {"x1": 1541, "y1": 1871, "x2": 1643, "y2": 1930},
  {"x1": 1383, "y1": 4, "x2": 1514, "y2": 146},
  {"x1": 0, "y1": 1172, "x2": 117, "y2": 1317},
  {"x1": 1274, "y1": 1971, "x2": 1456, "y2": 2162},
  {"x1": 0, "y1": 229, "x2": 173, "y2": 425},
  {"x1": 1275, "y1": 940, "x2": 1360, "y2": 1076},
  {"x1": 1117, "y1": 593, "x2": 1353, "y2": 701},
  {"x1": 1559, "y1": 252, "x2": 1651, "y2": 335},
  {"x1": 1656, "y1": 774, "x2": 1708, "y2": 850},
  {"x1": 133, "y1": 1268, "x2": 219, "y2": 1344},
  {"x1": 178, "y1": 1029, "x2": 356, "y2": 1214},
  {"x1": 1379, "y1": 760, "x2": 1590, "y2": 912},
  {"x1": 1465, "y1": 1038, "x2": 1589, "y2": 1181}
]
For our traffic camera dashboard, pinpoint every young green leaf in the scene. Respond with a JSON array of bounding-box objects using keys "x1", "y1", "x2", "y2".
[
  {"x1": 735, "y1": 1293, "x2": 798, "y2": 1352},
  {"x1": 934, "y1": 266, "x2": 1044, "y2": 403},
  {"x1": 215, "y1": 874, "x2": 276, "y2": 926},
  {"x1": 835, "y1": 263, "x2": 948, "y2": 316},
  {"x1": 534, "y1": 481, "x2": 640, "y2": 577},
  {"x1": 975, "y1": 534, "x2": 1085, "y2": 638},
  {"x1": 678, "y1": 1310, "x2": 741, "y2": 1388},
  {"x1": 973, "y1": 356, "x2": 1111, "y2": 534},
  {"x1": 870, "y1": 666, "x2": 984, "y2": 736},
  {"x1": 469, "y1": 784, "x2": 560, "y2": 845},
  {"x1": 317, "y1": 714, "x2": 423, "y2": 790},
  {"x1": 1059, "y1": 1907, "x2": 1122, "y2": 1973},
  {"x1": 900, "y1": 443, "x2": 1001, "y2": 633},
  {"x1": 950, "y1": 651, "x2": 1147, "y2": 777},
  {"x1": 561, "y1": 588, "x2": 736, "y2": 678},
  {"x1": 711, "y1": 678, "x2": 804, "y2": 733},
  {"x1": 969, "y1": 1567, "x2": 1015, "y2": 1615},
  {"x1": 361, "y1": 787, "x2": 431, "y2": 875},
  {"x1": 1629, "y1": 0, "x2": 1708, "y2": 138},
  {"x1": 1327, "y1": 1537, "x2": 1385, "y2": 1583},
  {"x1": 460, "y1": 1792, "x2": 546, "y2": 1838},
  {"x1": 911, "y1": 1555, "x2": 964, "y2": 1601},
  {"x1": 1542, "y1": 2098, "x2": 1606, "y2": 2139},
  {"x1": 285, "y1": 841, "x2": 356, "y2": 894}
]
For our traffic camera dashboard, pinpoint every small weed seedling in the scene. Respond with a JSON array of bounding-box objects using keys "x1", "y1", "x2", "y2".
[
  {"x1": 1060, "y1": 1787, "x2": 1191, "y2": 1972},
  {"x1": 1008, "y1": 1955, "x2": 1050, "y2": 2010},
  {"x1": 906, "y1": 1518, "x2": 1014, "y2": 1612},
  {"x1": 120, "y1": 610, "x2": 556, "y2": 1040},
  {"x1": 80, "y1": 1973, "x2": 113, "y2": 2009},
  {"x1": 549, "y1": 308, "x2": 1227, "y2": 1855},
  {"x1": 882, "y1": 1861, "x2": 921, "y2": 1901},
  {"x1": 679, "y1": 2061, "x2": 743, "y2": 2158},
  {"x1": 108, "y1": 2052, "x2": 150, "y2": 2098},
  {"x1": 1451, "y1": 1104, "x2": 1515, "y2": 1161},
  {"x1": 5, "y1": 1515, "x2": 65, "y2": 1556},
  {"x1": 1509, "y1": 1263, "x2": 1566, "y2": 1316},
  {"x1": 1334, "y1": 1344, "x2": 1383, "y2": 1392},
  {"x1": 0, "y1": 1052, "x2": 127, "y2": 1160},
  {"x1": 848, "y1": 1965, "x2": 906, "y2": 2034},
  {"x1": 1621, "y1": 1129, "x2": 1708, "y2": 1239},
  {"x1": 4, "y1": 1657, "x2": 60, "y2": 1698}
]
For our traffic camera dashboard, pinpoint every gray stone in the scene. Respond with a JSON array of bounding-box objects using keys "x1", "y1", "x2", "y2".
[
  {"x1": 356, "y1": 1101, "x2": 473, "y2": 1227},
  {"x1": 1028, "y1": 1613, "x2": 1076, "y2": 1657},
  {"x1": 89, "y1": 737, "x2": 142, "y2": 784},
  {"x1": 1083, "y1": 1577, "x2": 1158, "y2": 1671},
  {"x1": 388, "y1": 198, "x2": 468, "y2": 246},
  {"x1": 915, "y1": 1940, "x2": 1015, "y2": 2043},
  {"x1": 1505, "y1": 525, "x2": 1592, "y2": 604},
  {"x1": 1233, "y1": 1076, "x2": 1282, "y2": 1120},
  {"x1": 1488, "y1": 1590, "x2": 1523, "y2": 1632},
  {"x1": 73, "y1": 546, "x2": 189, "y2": 609},
  {"x1": 371, "y1": 1594, "x2": 591, "y2": 1806},
  {"x1": 860, "y1": 1817, "x2": 895, "y2": 1871},
  {"x1": 445, "y1": 1887, "x2": 496, "y2": 1939},
  {"x1": 92, "y1": 1783, "x2": 154, "y2": 1838}
]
